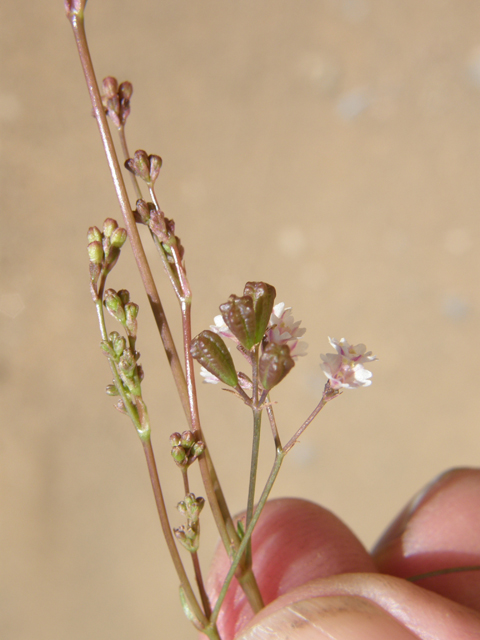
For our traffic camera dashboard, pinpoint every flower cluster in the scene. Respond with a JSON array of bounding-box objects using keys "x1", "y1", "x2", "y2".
[
  {"x1": 320, "y1": 337, "x2": 377, "y2": 389},
  {"x1": 210, "y1": 302, "x2": 306, "y2": 358}
]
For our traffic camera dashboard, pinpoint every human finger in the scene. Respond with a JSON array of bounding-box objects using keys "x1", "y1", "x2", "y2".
[
  {"x1": 372, "y1": 467, "x2": 480, "y2": 611},
  {"x1": 205, "y1": 498, "x2": 376, "y2": 640}
]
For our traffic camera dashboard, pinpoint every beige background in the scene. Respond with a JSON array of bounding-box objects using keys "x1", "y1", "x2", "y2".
[{"x1": 2, "y1": 0, "x2": 480, "y2": 638}]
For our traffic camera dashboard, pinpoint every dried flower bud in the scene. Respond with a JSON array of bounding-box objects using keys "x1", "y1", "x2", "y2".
[
  {"x1": 170, "y1": 432, "x2": 182, "y2": 447},
  {"x1": 119, "y1": 81, "x2": 133, "y2": 102},
  {"x1": 87, "y1": 241, "x2": 104, "y2": 264},
  {"x1": 135, "y1": 199, "x2": 153, "y2": 224},
  {"x1": 110, "y1": 227, "x2": 127, "y2": 248},
  {"x1": 125, "y1": 150, "x2": 162, "y2": 185},
  {"x1": 219, "y1": 295, "x2": 256, "y2": 350},
  {"x1": 259, "y1": 343, "x2": 295, "y2": 390},
  {"x1": 103, "y1": 218, "x2": 118, "y2": 238},
  {"x1": 243, "y1": 282, "x2": 276, "y2": 344},
  {"x1": 149, "y1": 155, "x2": 162, "y2": 184},
  {"x1": 190, "y1": 330, "x2": 238, "y2": 387},
  {"x1": 87, "y1": 226, "x2": 103, "y2": 244},
  {"x1": 102, "y1": 76, "x2": 118, "y2": 99},
  {"x1": 125, "y1": 150, "x2": 150, "y2": 182}
]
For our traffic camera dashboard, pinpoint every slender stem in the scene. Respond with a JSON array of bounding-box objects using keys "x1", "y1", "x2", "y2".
[
  {"x1": 192, "y1": 550, "x2": 212, "y2": 618},
  {"x1": 67, "y1": 10, "x2": 191, "y2": 425},
  {"x1": 266, "y1": 403, "x2": 282, "y2": 450},
  {"x1": 208, "y1": 448, "x2": 285, "y2": 630},
  {"x1": 181, "y1": 299, "x2": 235, "y2": 554},
  {"x1": 118, "y1": 125, "x2": 143, "y2": 200},
  {"x1": 142, "y1": 438, "x2": 209, "y2": 630},
  {"x1": 244, "y1": 409, "x2": 262, "y2": 570},
  {"x1": 283, "y1": 382, "x2": 340, "y2": 454}
]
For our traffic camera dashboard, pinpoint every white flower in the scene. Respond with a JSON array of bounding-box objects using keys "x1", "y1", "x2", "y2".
[
  {"x1": 266, "y1": 303, "x2": 308, "y2": 359},
  {"x1": 210, "y1": 314, "x2": 236, "y2": 341},
  {"x1": 200, "y1": 366, "x2": 221, "y2": 384},
  {"x1": 200, "y1": 366, "x2": 252, "y2": 390},
  {"x1": 320, "y1": 337, "x2": 377, "y2": 389}
]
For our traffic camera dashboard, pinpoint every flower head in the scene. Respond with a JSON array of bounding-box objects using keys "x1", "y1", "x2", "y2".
[
  {"x1": 266, "y1": 303, "x2": 307, "y2": 359},
  {"x1": 212, "y1": 301, "x2": 308, "y2": 360},
  {"x1": 320, "y1": 337, "x2": 377, "y2": 389}
]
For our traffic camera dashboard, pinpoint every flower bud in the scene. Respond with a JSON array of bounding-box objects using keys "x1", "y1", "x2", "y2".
[
  {"x1": 190, "y1": 330, "x2": 238, "y2": 387},
  {"x1": 243, "y1": 281, "x2": 276, "y2": 344},
  {"x1": 119, "y1": 81, "x2": 133, "y2": 102},
  {"x1": 103, "y1": 218, "x2": 118, "y2": 238},
  {"x1": 110, "y1": 333, "x2": 126, "y2": 358},
  {"x1": 191, "y1": 441, "x2": 204, "y2": 461},
  {"x1": 181, "y1": 431, "x2": 195, "y2": 448},
  {"x1": 118, "y1": 348, "x2": 136, "y2": 377},
  {"x1": 117, "y1": 290, "x2": 130, "y2": 306},
  {"x1": 125, "y1": 150, "x2": 151, "y2": 182},
  {"x1": 170, "y1": 432, "x2": 182, "y2": 447},
  {"x1": 87, "y1": 226, "x2": 102, "y2": 244},
  {"x1": 259, "y1": 343, "x2": 295, "y2": 390},
  {"x1": 87, "y1": 241, "x2": 104, "y2": 264},
  {"x1": 135, "y1": 199, "x2": 153, "y2": 224},
  {"x1": 125, "y1": 302, "x2": 139, "y2": 336},
  {"x1": 110, "y1": 227, "x2": 127, "y2": 248},
  {"x1": 219, "y1": 295, "x2": 256, "y2": 350},
  {"x1": 171, "y1": 445, "x2": 186, "y2": 465},
  {"x1": 105, "y1": 384, "x2": 119, "y2": 396},
  {"x1": 149, "y1": 155, "x2": 162, "y2": 183},
  {"x1": 104, "y1": 289, "x2": 126, "y2": 324},
  {"x1": 102, "y1": 76, "x2": 118, "y2": 99}
]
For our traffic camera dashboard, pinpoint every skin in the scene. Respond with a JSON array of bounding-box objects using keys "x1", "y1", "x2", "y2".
[{"x1": 205, "y1": 468, "x2": 480, "y2": 639}]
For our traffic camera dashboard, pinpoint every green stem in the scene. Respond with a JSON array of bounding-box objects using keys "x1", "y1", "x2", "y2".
[
  {"x1": 245, "y1": 408, "x2": 262, "y2": 569},
  {"x1": 208, "y1": 448, "x2": 285, "y2": 631}
]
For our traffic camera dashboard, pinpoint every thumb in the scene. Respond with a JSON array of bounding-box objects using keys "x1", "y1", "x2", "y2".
[{"x1": 236, "y1": 594, "x2": 418, "y2": 639}]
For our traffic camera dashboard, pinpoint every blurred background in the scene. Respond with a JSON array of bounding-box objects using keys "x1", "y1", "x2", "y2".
[{"x1": 2, "y1": 0, "x2": 480, "y2": 637}]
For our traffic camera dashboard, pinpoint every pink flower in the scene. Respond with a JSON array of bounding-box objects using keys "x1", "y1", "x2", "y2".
[
  {"x1": 210, "y1": 315, "x2": 236, "y2": 341},
  {"x1": 266, "y1": 303, "x2": 308, "y2": 359},
  {"x1": 320, "y1": 337, "x2": 377, "y2": 389}
]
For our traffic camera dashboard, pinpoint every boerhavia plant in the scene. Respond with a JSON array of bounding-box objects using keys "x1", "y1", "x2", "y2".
[{"x1": 65, "y1": 3, "x2": 378, "y2": 639}]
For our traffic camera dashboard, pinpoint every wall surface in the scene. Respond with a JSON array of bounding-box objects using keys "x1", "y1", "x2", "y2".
[{"x1": 2, "y1": 1, "x2": 480, "y2": 638}]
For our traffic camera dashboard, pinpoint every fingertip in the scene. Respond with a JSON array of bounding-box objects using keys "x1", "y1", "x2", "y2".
[
  {"x1": 372, "y1": 467, "x2": 480, "y2": 611},
  {"x1": 207, "y1": 498, "x2": 376, "y2": 640}
]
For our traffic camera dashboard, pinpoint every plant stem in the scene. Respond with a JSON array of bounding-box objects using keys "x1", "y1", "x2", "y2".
[
  {"x1": 118, "y1": 125, "x2": 143, "y2": 200},
  {"x1": 67, "y1": 8, "x2": 191, "y2": 425},
  {"x1": 142, "y1": 437, "x2": 210, "y2": 631},
  {"x1": 208, "y1": 448, "x2": 285, "y2": 631},
  {"x1": 283, "y1": 382, "x2": 340, "y2": 453}
]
